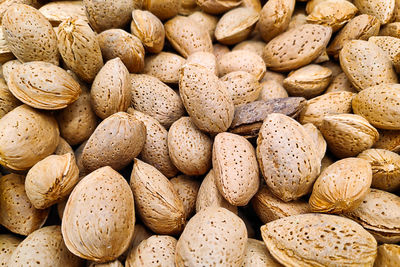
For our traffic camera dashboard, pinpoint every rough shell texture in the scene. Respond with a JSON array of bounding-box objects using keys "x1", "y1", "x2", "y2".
[
  {"x1": 195, "y1": 0, "x2": 242, "y2": 15},
  {"x1": 241, "y1": 238, "x2": 282, "y2": 267},
  {"x1": 0, "y1": 77, "x2": 20, "y2": 119},
  {"x1": 168, "y1": 117, "x2": 212, "y2": 176},
  {"x1": 175, "y1": 206, "x2": 247, "y2": 267},
  {"x1": 81, "y1": 112, "x2": 145, "y2": 172},
  {"x1": 88, "y1": 260, "x2": 123, "y2": 267},
  {"x1": 261, "y1": 213, "x2": 377, "y2": 267},
  {"x1": 309, "y1": 157, "x2": 372, "y2": 213},
  {"x1": 130, "y1": 159, "x2": 185, "y2": 235},
  {"x1": 143, "y1": 52, "x2": 185, "y2": 84},
  {"x1": 374, "y1": 129, "x2": 400, "y2": 153},
  {"x1": 179, "y1": 63, "x2": 234, "y2": 133},
  {"x1": 25, "y1": 153, "x2": 79, "y2": 209},
  {"x1": 0, "y1": 104, "x2": 59, "y2": 170},
  {"x1": 186, "y1": 51, "x2": 218, "y2": 76},
  {"x1": 233, "y1": 40, "x2": 266, "y2": 58},
  {"x1": 171, "y1": 175, "x2": 200, "y2": 219},
  {"x1": 39, "y1": 1, "x2": 87, "y2": 27},
  {"x1": 0, "y1": 234, "x2": 22, "y2": 266},
  {"x1": 2, "y1": 4, "x2": 59, "y2": 65},
  {"x1": 91, "y1": 58, "x2": 131, "y2": 119},
  {"x1": 130, "y1": 74, "x2": 185, "y2": 128},
  {"x1": 213, "y1": 132, "x2": 259, "y2": 206},
  {"x1": 262, "y1": 24, "x2": 332, "y2": 72},
  {"x1": 353, "y1": 0, "x2": 395, "y2": 24},
  {"x1": 374, "y1": 244, "x2": 400, "y2": 267},
  {"x1": 257, "y1": 113, "x2": 320, "y2": 202},
  {"x1": 57, "y1": 18, "x2": 103, "y2": 83},
  {"x1": 325, "y1": 72, "x2": 357, "y2": 93},
  {"x1": 220, "y1": 71, "x2": 261, "y2": 106},
  {"x1": 303, "y1": 123, "x2": 326, "y2": 162},
  {"x1": 142, "y1": 0, "x2": 179, "y2": 21},
  {"x1": 380, "y1": 22, "x2": 400, "y2": 38},
  {"x1": 8, "y1": 61, "x2": 81, "y2": 110},
  {"x1": 259, "y1": 80, "x2": 288, "y2": 101},
  {"x1": 0, "y1": 174, "x2": 49, "y2": 235},
  {"x1": 54, "y1": 137, "x2": 74, "y2": 156},
  {"x1": 188, "y1": 11, "x2": 218, "y2": 41},
  {"x1": 62, "y1": 166, "x2": 135, "y2": 262},
  {"x1": 2, "y1": 59, "x2": 22, "y2": 83}
]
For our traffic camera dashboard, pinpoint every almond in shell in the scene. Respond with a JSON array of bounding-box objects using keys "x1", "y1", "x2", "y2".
[
  {"x1": 375, "y1": 244, "x2": 400, "y2": 267},
  {"x1": 195, "y1": 0, "x2": 242, "y2": 15},
  {"x1": 143, "y1": 52, "x2": 186, "y2": 84},
  {"x1": 218, "y1": 50, "x2": 266, "y2": 80},
  {"x1": 171, "y1": 175, "x2": 200, "y2": 219},
  {"x1": 39, "y1": 1, "x2": 88, "y2": 27},
  {"x1": 241, "y1": 238, "x2": 282, "y2": 267},
  {"x1": 0, "y1": 234, "x2": 22, "y2": 266},
  {"x1": 142, "y1": 0, "x2": 179, "y2": 21},
  {"x1": 354, "y1": 0, "x2": 395, "y2": 24},
  {"x1": 220, "y1": 71, "x2": 261, "y2": 106},
  {"x1": 0, "y1": 77, "x2": 20, "y2": 119}
]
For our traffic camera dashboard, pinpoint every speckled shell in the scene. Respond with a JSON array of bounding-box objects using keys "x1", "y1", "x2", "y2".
[
  {"x1": 354, "y1": 0, "x2": 395, "y2": 24},
  {"x1": 143, "y1": 52, "x2": 186, "y2": 84},
  {"x1": 375, "y1": 244, "x2": 400, "y2": 267},
  {"x1": 241, "y1": 238, "x2": 282, "y2": 267},
  {"x1": 39, "y1": 1, "x2": 88, "y2": 27},
  {"x1": 171, "y1": 175, "x2": 200, "y2": 219},
  {"x1": 220, "y1": 71, "x2": 261, "y2": 105},
  {"x1": 0, "y1": 234, "x2": 22, "y2": 266},
  {"x1": 0, "y1": 77, "x2": 20, "y2": 119}
]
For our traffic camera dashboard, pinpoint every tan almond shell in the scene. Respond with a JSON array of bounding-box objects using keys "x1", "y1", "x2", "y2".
[
  {"x1": 257, "y1": 113, "x2": 321, "y2": 202},
  {"x1": 56, "y1": 88, "x2": 98, "y2": 146},
  {"x1": 89, "y1": 260, "x2": 123, "y2": 267},
  {"x1": 251, "y1": 186, "x2": 310, "y2": 224},
  {"x1": 130, "y1": 159, "x2": 185, "y2": 235},
  {"x1": 319, "y1": 113, "x2": 379, "y2": 158},
  {"x1": 186, "y1": 51, "x2": 218, "y2": 76},
  {"x1": 309, "y1": 157, "x2": 372, "y2": 213},
  {"x1": 120, "y1": 224, "x2": 152, "y2": 261},
  {"x1": 0, "y1": 234, "x2": 22, "y2": 266},
  {"x1": 241, "y1": 238, "x2": 283, "y2": 267},
  {"x1": 130, "y1": 74, "x2": 185, "y2": 128},
  {"x1": 368, "y1": 36, "x2": 400, "y2": 63},
  {"x1": 299, "y1": 91, "x2": 356, "y2": 127},
  {"x1": 374, "y1": 244, "x2": 400, "y2": 267},
  {"x1": 288, "y1": 7, "x2": 307, "y2": 30},
  {"x1": 374, "y1": 129, "x2": 400, "y2": 152},
  {"x1": 179, "y1": 63, "x2": 234, "y2": 133},
  {"x1": 25, "y1": 153, "x2": 79, "y2": 209},
  {"x1": 0, "y1": 104, "x2": 59, "y2": 171},
  {"x1": 339, "y1": 40, "x2": 398, "y2": 91},
  {"x1": 258, "y1": 80, "x2": 288, "y2": 101},
  {"x1": 127, "y1": 108, "x2": 178, "y2": 178},
  {"x1": 0, "y1": 174, "x2": 49, "y2": 235},
  {"x1": 195, "y1": 169, "x2": 238, "y2": 214},
  {"x1": 39, "y1": 1, "x2": 88, "y2": 27},
  {"x1": 358, "y1": 148, "x2": 400, "y2": 192},
  {"x1": 0, "y1": 77, "x2": 20, "y2": 119},
  {"x1": 8, "y1": 61, "x2": 81, "y2": 110},
  {"x1": 57, "y1": 18, "x2": 103, "y2": 83},
  {"x1": 213, "y1": 43, "x2": 230, "y2": 63},
  {"x1": 81, "y1": 112, "x2": 145, "y2": 172},
  {"x1": 62, "y1": 166, "x2": 135, "y2": 262},
  {"x1": 380, "y1": 22, "x2": 400, "y2": 38},
  {"x1": 2, "y1": 4, "x2": 59, "y2": 65},
  {"x1": 257, "y1": 0, "x2": 295, "y2": 43},
  {"x1": 325, "y1": 72, "x2": 357, "y2": 93},
  {"x1": 195, "y1": 0, "x2": 242, "y2": 15},
  {"x1": 175, "y1": 206, "x2": 247, "y2": 267},
  {"x1": 215, "y1": 7, "x2": 259, "y2": 45},
  {"x1": 188, "y1": 11, "x2": 218, "y2": 41},
  {"x1": 354, "y1": 0, "x2": 395, "y2": 25},
  {"x1": 168, "y1": 117, "x2": 212, "y2": 176},
  {"x1": 262, "y1": 24, "x2": 332, "y2": 72},
  {"x1": 83, "y1": 0, "x2": 135, "y2": 32},
  {"x1": 303, "y1": 122, "x2": 326, "y2": 161},
  {"x1": 179, "y1": 0, "x2": 200, "y2": 15},
  {"x1": 171, "y1": 175, "x2": 200, "y2": 219},
  {"x1": 352, "y1": 83, "x2": 400, "y2": 130},
  {"x1": 91, "y1": 58, "x2": 131, "y2": 119},
  {"x1": 233, "y1": 40, "x2": 266, "y2": 58},
  {"x1": 164, "y1": 15, "x2": 213, "y2": 58},
  {"x1": 345, "y1": 189, "x2": 400, "y2": 243},
  {"x1": 0, "y1": 26, "x2": 14, "y2": 64},
  {"x1": 126, "y1": 235, "x2": 177, "y2": 267},
  {"x1": 221, "y1": 71, "x2": 261, "y2": 106},
  {"x1": 241, "y1": 0, "x2": 262, "y2": 11},
  {"x1": 98, "y1": 29, "x2": 145, "y2": 73},
  {"x1": 2, "y1": 59, "x2": 21, "y2": 83},
  {"x1": 143, "y1": 52, "x2": 186, "y2": 84},
  {"x1": 74, "y1": 140, "x2": 89, "y2": 178},
  {"x1": 54, "y1": 137, "x2": 73, "y2": 156},
  {"x1": 261, "y1": 213, "x2": 377, "y2": 267},
  {"x1": 218, "y1": 50, "x2": 266, "y2": 81},
  {"x1": 0, "y1": 0, "x2": 40, "y2": 21},
  {"x1": 142, "y1": 0, "x2": 179, "y2": 21},
  {"x1": 213, "y1": 132, "x2": 260, "y2": 206},
  {"x1": 131, "y1": 9, "x2": 165, "y2": 53}
]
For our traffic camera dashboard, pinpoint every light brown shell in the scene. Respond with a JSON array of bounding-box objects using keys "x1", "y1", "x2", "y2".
[
  {"x1": 186, "y1": 51, "x2": 218, "y2": 76},
  {"x1": 83, "y1": 0, "x2": 135, "y2": 32},
  {"x1": 261, "y1": 213, "x2": 377, "y2": 267},
  {"x1": 0, "y1": 104, "x2": 59, "y2": 171},
  {"x1": 0, "y1": 25, "x2": 14, "y2": 64},
  {"x1": 221, "y1": 71, "x2": 261, "y2": 106},
  {"x1": 25, "y1": 153, "x2": 79, "y2": 209},
  {"x1": 8, "y1": 61, "x2": 81, "y2": 110},
  {"x1": 2, "y1": 59, "x2": 21, "y2": 83},
  {"x1": 325, "y1": 72, "x2": 357, "y2": 93},
  {"x1": 213, "y1": 132, "x2": 260, "y2": 206},
  {"x1": 57, "y1": 18, "x2": 103, "y2": 83},
  {"x1": 241, "y1": 238, "x2": 282, "y2": 267},
  {"x1": 130, "y1": 159, "x2": 186, "y2": 235},
  {"x1": 91, "y1": 58, "x2": 131, "y2": 119},
  {"x1": 81, "y1": 112, "x2": 145, "y2": 172},
  {"x1": 143, "y1": 52, "x2": 185, "y2": 84},
  {"x1": 175, "y1": 206, "x2": 247, "y2": 267},
  {"x1": 54, "y1": 137, "x2": 73, "y2": 156},
  {"x1": 195, "y1": 0, "x2": 241, "y2": 15},
  {"x1": 98, "y1": 29, "x2": 145, "y2": 73},
  {"x1": 354, "y1": 0, "x2": 395, "y2": 24},
  {"x1": 88, "y1": 260, "x2": 123, "y2": 267},
  {"x1": 0, "y1": 174, "x2": 49, "y2": 236},
  {"x1": 0, "y1": 234, "x2": 22, "y2": 266},
  {"x1": 233, "y1": 40, "x2": 266, "y2": 58},
  {"x1": 62, "y1": 167, "x2": 135, "y2": 262},
  {"x1": 257, "y1": 113, "x2": 320, "y2": 202},
  {"x1": 168, "y1": 117, "x2": 212, "y2": 176},
  {"x1": 258, "y1": 80, "x2": 288, "y2": 101},
  {"x1": 0, "y1": 77, "x2": 20, "y2": 119},
  {"x1": 374, "y1": 129, "x2": 400, "y2": 152},
  {"x1": 375, "y1": 244, "x2": 400, "y2": 267},
  {"x1": 171, "y1": 175, "x2": 200, "y2": 219},
  {"x1": 380, "y1": 22, "x2": 400, "y2": 38},
  {"x1": 309, "y1": 157, "x2": 372, "y2": 213},
  {"x1": 358, "y1": 148, "x2": 400, "y2": 192},
  {"x1": 130, "y1": 74, "x2": 185, "y2": 128},
  {"x1": 39, "y1": 1, "x2": 87, "y2": 27},
  {"x1": 142, "y1": 0, "x2": 179, "y2": 21},
  {"x1": 188, "y1": 11, "x2": 218, "y2": 41},
  {"x1": 179, "y1": 63, "x2": 234, "y2": 133},
  {"x1": 2, "y1": 4, "x2": 59, "y2": 65}
]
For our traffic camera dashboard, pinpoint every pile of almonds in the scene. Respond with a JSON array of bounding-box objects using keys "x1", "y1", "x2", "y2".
[{"x1": 2, "y1": 0, "x2": 400, "y2": 266}]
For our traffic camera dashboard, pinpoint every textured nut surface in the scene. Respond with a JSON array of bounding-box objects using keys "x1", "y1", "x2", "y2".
[
  {"x1": 143, "y1": 52, "x2": 185, "y2": 84},
  {"x1": 213, "y1": 132, "x2": 259, "y2": 206},
  {"x1": 1, "y1": 59, "x2": 21, "y2": 84},
  {"x1": 186, "y1": 51, "x2": 218, "y2": 76},
  {"x1": 130, "y1": 159, "x2": 185, "y2": 235},
  {"x1": 261, "y1": 213, "x2": 377, "y2": 267},
  {"x1": 257, "y1": 113, "x2": 320, "y2": 202},
  {"x1": 0, "y1": 104, "x2": 59, "y2": 170},
  {"x1": 325, "y1": 72, "x2": 357, "y2": 93},
  {"x1": 303, "y1": 123, "x2": 326, "y2": 161},
  {"x1": 375, "y1": 244, "x2": 400, "y2": 267},
  {"x1": 233, "y1": 40, "x2": 266, "y2": 58},
  {"x1": 175, "y1": 206, "x2": 247, "y2": 267},
  {"x1": 39, "y1": 1, "x2": 87, "y2": 27},
  {"x1": 91, "y1": 58, "x2": 131, "y2": 119},
  {"x1": 380, "y1": 22, "x2": 400, "y2": 38},
  {"x1": 354, "y1": 0, "x2": 395, "y2": 24},
  {"x1": 0, "y1": 174, "x2": 49, "y2": 236},
  {"x1": 81, "y1": 112, "x2": 145, "y2": 172},
  {"x1": 0, "y1": 234, "x2": 22, "y2": 266},
  {"x1": 2, "y1": 4, "x2": 59, "y2": 65},
  {"x1": 0, "y1": 25, "x2": 14, "y2": 64},
  {"x1": 171, "y1": 175, "x2": 200, "y2": 219},
  {"x1": 195, "y1": 0, "x2": 241, "y2": 15},
  {"x1": 220, "y1": 71, "x2": 261, "y2": 106},
  {"x1": 309, "y1": 157, "x2": 372, "y2": 213},
  {"x1": 142, "y1": 0, "x2": 179, "y2": 21},
  {"x1": 0, "y1": 77, "x2": 20, "y2": 119},
  {"x1": 168, "y1": 117, "x2": 212, "y2": 176},
  {"x1": 25, "y1": 153, "x2": 79, "y2": 209},
  {"x1": 368, "y1": 36, "x2": 400, "y2": 64},
  {"x1": 188, "y1": 11, "x2": 218, "y2": 41},
  {"x1": 374, "y1": 129, "x2": 400, "y2": 153},
  {"x1": 241, "y1": 238, "x2": 282, "y2": 267},
  {"x1": 62, "y1": 166, "x2": 135, "y2": 263},
  {"x1": 259, "y1": 80, "x2": 288, "y2": 101}
]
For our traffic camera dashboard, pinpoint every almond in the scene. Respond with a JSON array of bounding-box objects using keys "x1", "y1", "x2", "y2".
[
  {"x1": 220, "y1": 71, "x2": 261, "y2": 105},
  {"x1": 54, "y1": 137, "x2": 74, "y2": 156},
  {"x1": 143, "y1": 52, "x2": 186, "y2": 84},
  {"x1": 368, "y1": 36, "x2": 400, "y2": 63},
  {"x1": 258, "y1": 80, "x2": 289, "y2": 101},
  {"x1": 0, "y1": 77, "x2": 20, "y2": 119},
  {"x1": 241, "y1": 238, "x2": 282, "y2": 267},
  {"x1": 188, "y1": 11, "x2": 218, "y2": 41},
  {"x1": 142, "y1": 0, "x2": 179, "y2": 21},
  {"x1": 380, "y1": 22, "x2": 400, "y2": 38},
  {"x1": 303, "y1": 122, "x2": 326, "y2": 161},
  {"x1": 1, "y1": 59, "x2": 21, "y2": 83},
  {"x1": 218, "y1": 50, "x2": 266, "y2": 80},
  {"x1": 171, "y1": 175, "x2": 201, "y2": 219},
  {"x1": 0, "y1": 26, "x2": 14, "y2": 63},
  {"x1": 179, "y1": 0, "x2": 200, "y2": 15},
  {"x1": 0, "y1": 234, "x2": 22, "y2": 266},
  {"x1": 354, "y1": 0, "x2": 395, "y2": 24},
  {"x1": 186, "y1": 51, "x2": 218, "y2": 76},
  {"x1": 374, "y1": 129, "x2": 400, "y2": 152},
  {"x1": 325, "y1": 72, "x2": 357, "y2": 93},
  {"x1": 195, "y1": 0, "x2": 241, "y2": 15},
  {"x1": 232, "y1": 40, "x2": 266, "y2": 58},
  {"x1": 375, "y1": 244, "x2": 400, "y2": 267},
  {"x1": 39, "y1": 1, "x2": 87, "y2": 27}
]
